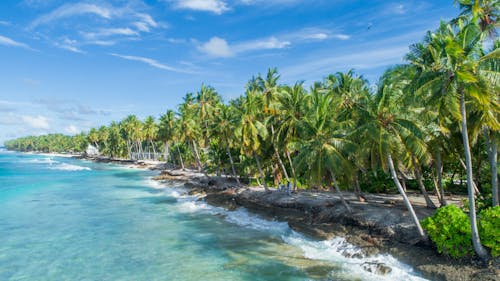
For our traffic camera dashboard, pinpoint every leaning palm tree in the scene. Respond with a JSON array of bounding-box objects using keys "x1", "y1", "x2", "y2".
[
  {"x1": 408, "y1": 21, "x2": 498, "y2": 259},
  {"x1": 354, "y1": 66, "x2": 429, "y2": 238}
]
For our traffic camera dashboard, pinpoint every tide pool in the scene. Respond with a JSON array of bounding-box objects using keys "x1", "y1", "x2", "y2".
[{"x1": 0, "y1": 151, "x2": 428, "y2": 281}]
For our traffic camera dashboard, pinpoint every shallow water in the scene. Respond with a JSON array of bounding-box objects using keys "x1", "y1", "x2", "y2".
[{"x1": 0, "y1": 151, "x2": 429, "y2": 280}]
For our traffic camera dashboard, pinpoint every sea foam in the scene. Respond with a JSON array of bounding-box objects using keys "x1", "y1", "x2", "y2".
[{"x1": 49, "y1": 163, "x2": 91, "y2": 171}]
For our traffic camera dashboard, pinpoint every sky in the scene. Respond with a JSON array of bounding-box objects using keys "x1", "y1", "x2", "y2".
[{"x1": 0, "y1": 0, "x2": 459, "y2": 144}]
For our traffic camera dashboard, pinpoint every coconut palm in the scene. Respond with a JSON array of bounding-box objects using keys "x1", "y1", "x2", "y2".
[
  {"x1": 236, "y1": 89, "x2": 269, "y2": 190},
  {"x1": 292, "y1": 86, "x2": 354, "y2": 212},
  {"x1": 454, "y1": 0, "x2": 499, "y2": 38},
  {"x1": 158, "y1": 110, "x2": 176, "y2": 162},
  {"x1": 212, "y1": 103, "x2": 241, "y2": 183},
  {"x1": 408, "y1": 21, "x2": 497, "y2": 259},
  {"x1": 276, "y1": 82, "x2": 308, "y2": 190},
  {"x1": 354, "y1": 66, "x2": 429, "y2": 238},
  {"x1": 143, "y1": 116, "x2": 158, "y2": 160}
]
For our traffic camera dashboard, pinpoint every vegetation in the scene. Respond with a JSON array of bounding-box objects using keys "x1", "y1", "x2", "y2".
[
  {"x1": 479, "y1": 206, "x2": 500, "y2": 257},
  {"x1": 422, "y1": 205, "x2": 474, "y2": 258},
  {"x1": 4, "y1": 0, "x2": 499, "y2": 259}
]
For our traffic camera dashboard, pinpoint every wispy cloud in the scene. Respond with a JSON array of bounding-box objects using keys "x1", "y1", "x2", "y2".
[
  {"x1": 82, "y1": 28, "x2": 139, "y2": 40},
  {"x1": 111, "y1": 53, "x2": 193, "y2": 74},
  {"x1": 30, "y1": 3, "x2": 113, "y2": 29},
  {"x1": 54, "y1": 38, "x2": 85, "y2": 53},
  {"x1": 0, "y1": 35, "x2": 32, "y2": 50},
  {"x1": 198, "y1": 36, "x2": 290, "y2": 57},
  {"x1": 170, "y1": 0, "x2": 229, "y2": 14}
]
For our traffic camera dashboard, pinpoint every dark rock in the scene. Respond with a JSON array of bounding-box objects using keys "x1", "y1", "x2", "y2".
[{"x1": 362, "y1": 262, "x2": 392, "y2": 275}]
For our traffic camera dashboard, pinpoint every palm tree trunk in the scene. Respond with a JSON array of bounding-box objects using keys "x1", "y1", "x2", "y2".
[
  {"x1": 412, "y1": 156, "x2": 436, "y2": 208},
  {"x1": 434, "y1": 152, "x2": 447, "y2": 206},
  {"x1": 484, "y1": 131, "x2": 499, "y2": 207},
  {"x1": 164, "y1": 141, "x2": 169, "y2": 163},
  {"x1": 459, "y1": 91, "x2": 489, "y2": 261},
  {"x1": 271, "y1": 125, "x2": 290, "y2": 182},
  {"x1": 191, "y1": 140, "x2": 202, "y2": 172},
  {"x1": 387, "y1": 154, "x2": 425, "y2": 238},
  {"x1": 226, "y1": 146, "x2": 240, "y2": 184},
  {"x1": 253, "y1": 151, "x2": 268, "y2": 191},
  {"x1": 126, "y1": 140, "x2": 132, "y2": 159},
  {"x1": 459, "y1": 158, "x2": 481, "y2": 195},
  {"x1": 331, "y1": 173, "x2": 352, "y2": 213},
  {"x1": 150, "y1": 140, "x2": 157, "y2": 160},
  {"x1": 176, "y1": 145, "x2": 185, "y2": 170},
  {"x1": 286, "y1": 150, "x2": 297, "y2": 191}
]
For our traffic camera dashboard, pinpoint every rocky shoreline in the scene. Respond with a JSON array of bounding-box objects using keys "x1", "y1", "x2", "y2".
[{"x1": 153, "y1": 169, "x2": 499, "y2": 281}]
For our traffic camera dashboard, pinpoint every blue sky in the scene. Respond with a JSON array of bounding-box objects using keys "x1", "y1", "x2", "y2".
[{"x1": 0, "y1": 0, "x2": 458, "y2": 144}]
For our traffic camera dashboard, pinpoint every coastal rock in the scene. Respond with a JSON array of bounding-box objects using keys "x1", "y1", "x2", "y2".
[{"x1": 362, "y1": 262, "x2": 392, "y2": 275}]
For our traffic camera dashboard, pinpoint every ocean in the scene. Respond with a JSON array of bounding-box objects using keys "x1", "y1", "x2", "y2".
[{"x1": 0, "y1": 149, "x2": 428, "y2": 281}]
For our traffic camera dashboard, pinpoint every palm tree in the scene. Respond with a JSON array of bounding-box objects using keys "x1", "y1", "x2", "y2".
[
  {"x1": 213, "y1": 103, "x2": 240, "y2": 183},
  {"x1": 196, "y1": 84, "x2": 221, "y2": 148},
  {"x1": 259, "y1": 68, "x2": 291, "y2": 184},
  {"x1": 158, "y1": 110, "x2": 176, "y2": 162},
  {"x1": 454, "y1": 0, "x2": 499, "y2": 38},
  {"x1": 408, "y1": 21, "x2": 496, "y2": 259},
  {"x1": 236, "y1": 89, "x2": 269, "y2": 190},
  {"x1": 88, "y1": 128, "x2": 100, "y2": 151},
  {"x1": 355, "y1": 66, "x2": 429, "y2": 238},
  {"x1": 292, "y1": 86, "x2": 354, "y2": 212},
  {"x1": 143, "y1": 116, "x2": 158, "y2": 160},
  {"x1": 179, "y1": 93, "x2": 203, "y2": 171},
  {"x1": 276, "y1": 82, "x2": 308, "y2": 190}
]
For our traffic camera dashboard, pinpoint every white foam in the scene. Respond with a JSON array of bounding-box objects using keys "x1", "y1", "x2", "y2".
[
  {"x1": 49, "y1": 163, "x2": 91, "y2": 171},
  {"x1": 283, "y1": 234, "x2": 428, "y2": 281},
  {"x1": 224, "y1": 208, "x2": 290, "y2": 234},
  {"x1": 142, "y1": 178, "x2": 428, "y2": 280}
]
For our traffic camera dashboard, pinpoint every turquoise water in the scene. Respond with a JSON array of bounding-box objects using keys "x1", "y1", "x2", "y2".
[{"x1": 0, "y1": 150, "x2": 428, "y2": 281}]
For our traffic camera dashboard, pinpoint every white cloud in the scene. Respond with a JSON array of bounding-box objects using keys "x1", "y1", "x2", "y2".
[
  {"x1": 332, "y1": 34, "x2": 350, "y2": 40},
  {"x1": 30, "y1": 3, "x2": 114, "y2": 28},
  {"x1": 65, "y1": 125, "x2": 79, "y2": 134},
  {"x1": 82, "y1": 28, "x2": 139, "y2": 39},
  {"x1": 303, "y1": 33, "x2": 328, "y2": 40},
  {"x1": 111, "y1": 53, "x2": 192, "y2": 73},
  {"x1": 171, "y1": 0, "x2": 229, "y2": 14},
  {"x1": 198, "y1": 37, "x2": 232, "y2": 57},
  {"x1": 55, "y1": 38, "x2": 85, "y2": 53},
  {"x1": 21, "y1": 115, "x2": 50, "y2": 129},
  {"x1": 0, "y1": 35, "x2": 32, "y2": 50},
  {"x1": 198, "y1": 36, "x2": 290, "y2": 58}
]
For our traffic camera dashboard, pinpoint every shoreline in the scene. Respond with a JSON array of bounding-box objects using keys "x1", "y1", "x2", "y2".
[
  {"x1": 152, "y1": 169, "x2": 499, "y2": 281},
  {"x1": 9, "y1": 152, "x2": 500, "y2": 280}
]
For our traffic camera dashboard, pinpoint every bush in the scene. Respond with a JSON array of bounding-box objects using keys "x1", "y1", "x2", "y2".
[
  {"x1": 479, "y1": 206, "x2": 500, "y2": 257},
  {"x1": 421, "y1": 205, "x2": 473, "y2": 258}
]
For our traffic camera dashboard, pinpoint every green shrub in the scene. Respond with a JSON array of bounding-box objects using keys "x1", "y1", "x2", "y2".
[
  {"x1": 479, "y1": 206, "x2": 500, "y2": 257},
  {"x1": 421, "y1": 205, "x2": 473, "y2": 258}
]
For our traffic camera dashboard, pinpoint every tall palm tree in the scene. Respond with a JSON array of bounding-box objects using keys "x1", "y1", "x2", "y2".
[
  {"x1": 143, "y1": 116, "x2": 158, "y2": 160},
  {"x1": 158, "y1": 110, "x2": 176, "y2": 162},
  {"x1": 196, "y1": 84, "x2": 222, "y2": 147},
  {"x1": 259, "y1": 68, "x2": 290, "y2": 184},
  {"x1": 213, "y1": 103, "x2": 240, "y2": 183},
  {"x1": 355, "y1": 66, "x2": 429, "y2": 238},
  {"x1": 408, "y1": 21, "x2": 497, "y2": 259},
  {"x1": 276, "y1": 82, "x2": 308, "y2": 190},
  {"x1": 236, "y1": 89, "x2": 269, "y2": 190},
  {"x1": 292, "y1": 87, "x2": 354, "y2": 212}
]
